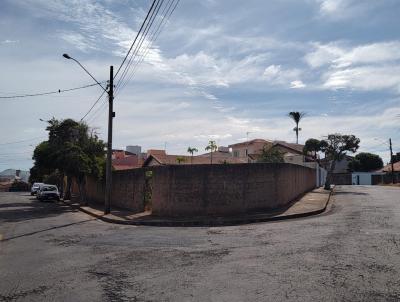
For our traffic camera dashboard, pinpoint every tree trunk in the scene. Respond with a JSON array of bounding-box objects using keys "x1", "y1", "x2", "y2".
[
  {"x1": 64, "y1": 176, "x2": 72, "y2": 200},
  {"x1": 210, "y1": 151, "x2": 213, "y2": 164},
  {"x1": 78, "y1": 176, "x2": 87, "y2": 205},
  {"x1": 324, "y1": 159, "x2": 336, "y2": 190}
]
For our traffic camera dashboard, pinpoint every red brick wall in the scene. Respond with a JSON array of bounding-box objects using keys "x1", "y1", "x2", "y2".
[
  {"x1": 151, "y1": 163, "x2": 316, "y2": 217},
  {"x1": 83, "y1": 163, "x2": 315, "y2": 216}
]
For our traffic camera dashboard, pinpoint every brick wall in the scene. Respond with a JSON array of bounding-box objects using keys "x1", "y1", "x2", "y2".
[
  {"x1": 83, "y1": 163, "x2": 315, "y2": 217},
  {"x1": 84, "y1": 169, "x2": 147, "y2": 212},
  {"x1": 151, "y1": 163, "x2": 316, "y2": 217}
]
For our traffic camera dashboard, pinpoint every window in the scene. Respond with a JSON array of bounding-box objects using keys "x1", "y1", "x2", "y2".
[{"x1": 233, "y1": 150, "x2": 240, "y2": 157}]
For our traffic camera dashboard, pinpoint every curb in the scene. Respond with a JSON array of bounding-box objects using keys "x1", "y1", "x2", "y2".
[{"x1": 62, "y1": 188, "x2": 335, "y2": 227}]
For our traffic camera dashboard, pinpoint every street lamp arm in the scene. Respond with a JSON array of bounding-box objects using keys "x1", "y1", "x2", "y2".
[{"x1": 63, "y1": 54, "x2": 108, "y2": 94}]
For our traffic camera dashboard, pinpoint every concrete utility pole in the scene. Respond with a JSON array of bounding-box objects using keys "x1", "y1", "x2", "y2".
[
  {"x1": 390, "y1": 138, "x2": 395, "y2": 184},
  {"x1": 105, "y1": 66, "x2": 114, "y2": 214},
  {"x1": 63, "y1": 54, "x2": 114, "y2": 215},
  {"x1": 246, "y1": 132, "x2": 251, "y2": 163}
]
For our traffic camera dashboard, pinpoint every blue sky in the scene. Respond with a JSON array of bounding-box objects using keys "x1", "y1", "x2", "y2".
[{"x1": 1, "y1": 0, "x2": 400, "y2": 171}]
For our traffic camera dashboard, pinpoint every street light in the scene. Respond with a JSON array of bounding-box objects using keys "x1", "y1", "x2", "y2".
[{"x1": 63, "y1": 53, "x2": 114, "y2": 214}]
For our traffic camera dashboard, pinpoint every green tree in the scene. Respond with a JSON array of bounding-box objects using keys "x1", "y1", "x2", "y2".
[
  {"x1": 257, "y1": 145, "x2": 284, "y2": 163},
  {"x1": 303, "y1": 138, "x2": 322, "y2": 161},
  {"x1": 30, "y1": 118, "x2": 105, "y2": 202},
  {"x1": 288, "y1": 112, "x2": 305, "y2": 144},
  {"x1": 319, "y1": 134, "x2": 360, "y2": 189},
  {"x1": 349, "y1": 152, "x2": 383, "y2": 172},
  {"x1": 205, "y1": 140, "x2": 218, "y2": 164},
  {"x1": 187, "y1": 147, "x2": 198, "y2": 164}
]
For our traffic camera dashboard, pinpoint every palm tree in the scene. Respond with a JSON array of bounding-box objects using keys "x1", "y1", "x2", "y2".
[
  {"x1": 288, "y1": 112, "x2": 306, "y2": 144},
  {"x1": 205, "y1": 140, "x2": 218, "y2": 164},
  {"x1": 187, "y1": 147, "x2": 198, "y2": 164}
]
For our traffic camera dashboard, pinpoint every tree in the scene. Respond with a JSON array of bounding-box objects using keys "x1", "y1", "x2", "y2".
[
  {"x1": 187, "y1": 147, "x2": 198, "y2": 164},
  {"x1": 303, "y1": 138, "x2": 322, "y2": 161},
  {"x1": 257, "y1": 145, "x2": 284, "y2": 163},
  {"x1": 349, "y1": 152, "x2": 383, "y2": 172},
  {"x1": 30, "y1": 118, "x2": 105, "y2": 203},
  {"x1": 288, "y1": 112, "x2": 305, "y2": 144},
  {"x1": 319, "y1": 134, "x2": 360, "y2": 190},
  {"x1": 205, "y1": 140, "x2": 218, "y2": 164}
]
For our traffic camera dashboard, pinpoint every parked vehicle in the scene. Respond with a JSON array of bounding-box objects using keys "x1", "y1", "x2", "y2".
[
  {"x1": 30, "y1": 182, "x2": 44, "y2": 196},
  {"x1": 37, "y1": 184, "x2": 60, "y2": 201}
]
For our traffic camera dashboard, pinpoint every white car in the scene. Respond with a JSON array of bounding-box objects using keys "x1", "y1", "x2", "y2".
[
  {"x1": 37, "y1": 184, "x2": 60, "y2": 201},
  {"x1": 30, "y1": 182, "x2": 44, "y2": 196}
]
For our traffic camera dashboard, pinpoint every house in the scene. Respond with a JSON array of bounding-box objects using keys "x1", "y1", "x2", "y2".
[
  {"x1": 142, "y1": 148, "x2": 246, "y2": 167},
  {"x1": 271, "y1": 141, "x2": 310, "y2": 165},
  {"x1": 320, "y1": 155, "x2": 354, "y2": 185},
  {"x1": 351, "y1": 172, "x2": 385, "y2": 185},
  {"x1": 229, "y1": 139, "x2": 272, "y2": 159},
  {"x1": 373, "y1": 161, "x2": 400, "y2": 184},
  {"x1": 112, "y1": 149, "x2": 142, "y2": 170},
  {"x1": 230, "y1": 138, "x2": 310, "y2": 165}
]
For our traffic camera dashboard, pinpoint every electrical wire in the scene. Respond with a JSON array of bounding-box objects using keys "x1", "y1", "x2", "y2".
[
  {"x1": 0, "y1": 136, "x2": 46, "y2": 146},
  {"x1": 0, "y1": 82, "x2": 104, "y2": 99},
  {"x1": 116, "y1": 0, "x2": 179, "y2": 96},
  {"x1": 85, "y1": 98, "x2": 109, "y2": 124},
  {"x1": 80, "y1": 90, "x2": 107, "y2": 122},
  {"x1": 115, "y1": 0, "x2": 164, "y2": 91},
  {"x1": 114, "y1": 0, "x2": 158, "y2": 79}
]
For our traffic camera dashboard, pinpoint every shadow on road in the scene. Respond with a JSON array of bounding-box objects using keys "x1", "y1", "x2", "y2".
[
  {"x1": 0, "y1": 194, "x2": 77, "y2": 223},
  {"x1": 1, "y1": 218, "x2": 95, "y2": 242},
  {"x1": 334, "y1": 191, "x2": 368, "y2": 196}
]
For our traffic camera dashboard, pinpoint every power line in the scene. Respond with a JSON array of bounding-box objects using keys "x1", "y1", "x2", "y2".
[
  {"x1": 85, "y1": 99, "x2": 109, "y2": 124},
  {"x1": 80, "y1": 90, "x2": 107, "y2": 122},
  {"x1": 116, "y1": 0, "x2": 180, "y2": 96},
  {"x1": 0, "y1": 82, "x2": 104, "y2": 99},
  {"x1": 0, "y1": 136, "x2": 46, "y2": 146},
  {"x1": 114, "y1": 0, "x2": 158, "y2": 79},
  {"x1": 115, "y1": 0, "x2": 164, "y2": 91}
]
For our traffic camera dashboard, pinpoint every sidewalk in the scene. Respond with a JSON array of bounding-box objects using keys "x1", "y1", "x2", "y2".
[{"x1": 62, "y1": 187, "x2": 333, "y2": 227}]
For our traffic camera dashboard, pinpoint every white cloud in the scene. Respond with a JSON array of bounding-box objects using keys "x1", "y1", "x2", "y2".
[
  {"x1": 290, "y1": 80, "x2": 306, "y2": 89},
  {"x1": 263, "y1": 65, "x2": 303, "y2": 88},
  {"x1": 323, "y1": 65, "x2": 400, "y2": 91},
  {"x1": 305, "y1": 41, "x2": 400, "y2": 93},
  {"x1": 1, "y1": 39, "x2": 19, "y2": 44}
]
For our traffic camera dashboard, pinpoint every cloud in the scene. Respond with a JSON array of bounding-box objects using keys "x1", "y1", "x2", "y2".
[
  {"x1": 315, "y1": 0, "x2": 376, "y2": 20},
  {"x1": 263, "y1": 65, "x2": 303, "y2": 88},
  {"x1": 305, "y1": 41, "x2": 400, "y2": 93},
  {"x1": 290, "y1": 80, "x2": 306, "y2": 89},
  {"x1": 323, "y1": 65, "x2": 400, "y2": 92},
  {"x1": 1, "y1": 39, "x2": 19, "y2": 44}
]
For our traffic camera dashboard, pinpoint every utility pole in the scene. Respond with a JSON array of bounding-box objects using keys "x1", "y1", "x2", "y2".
[
  {"x1": 389, "y1": 138, "x2": 395, "y2": 184},
  {"x1": 246, "y1": 132, "x2": 251, "y2": 163},
  {"x1": 105, "y1": 66, "x2": 114, "y2": 214}
]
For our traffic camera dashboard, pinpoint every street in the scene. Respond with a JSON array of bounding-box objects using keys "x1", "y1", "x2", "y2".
[{"x1": 1, "y1": 186, "x2": 400, "y2": 302}]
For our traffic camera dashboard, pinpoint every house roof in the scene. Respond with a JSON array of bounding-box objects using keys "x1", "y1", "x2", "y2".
[
  {"x1": 272, "y1": 141, "x2": 304, "y2": 154},
  {"x1": 143, "y1": 153, "x2": 246, "y2": 166},
  {"x1": 376, "y1": 161, "x2": 400, "y2": 172},
  {"x1": 228, "y1": 139, "x2": 271, "y2": 148}
]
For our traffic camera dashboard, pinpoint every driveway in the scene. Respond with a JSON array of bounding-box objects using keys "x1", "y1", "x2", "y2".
[{"x1": 1, "y1": 186, "x2": 400, "y2": 301}]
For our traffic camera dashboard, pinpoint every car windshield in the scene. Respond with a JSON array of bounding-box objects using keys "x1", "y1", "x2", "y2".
[{"x1": 42, "y1": 186, "x2": 57, "y2": 191}]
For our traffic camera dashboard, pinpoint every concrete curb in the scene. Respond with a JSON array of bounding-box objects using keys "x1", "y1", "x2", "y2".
[{"x1": 62, "y1": 187, "x2": 335, "y2": 227}]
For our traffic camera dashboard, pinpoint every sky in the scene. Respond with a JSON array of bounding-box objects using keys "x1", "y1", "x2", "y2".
[{"x1": 1, "y1": 0, "x2": 400, "y2": 171}]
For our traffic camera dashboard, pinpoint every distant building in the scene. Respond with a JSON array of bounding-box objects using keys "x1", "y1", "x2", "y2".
[
  {"x1": 112, "y1": 149, "x2": 141, "y2": 170},
  {"x1": 142, "y1": 149, "x2": 246, "y2": 167}
]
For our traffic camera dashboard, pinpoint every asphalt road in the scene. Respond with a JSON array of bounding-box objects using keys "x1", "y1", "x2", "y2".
[{"x1": 1, "y1": 186, "x2": 400, "y2": 302}]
